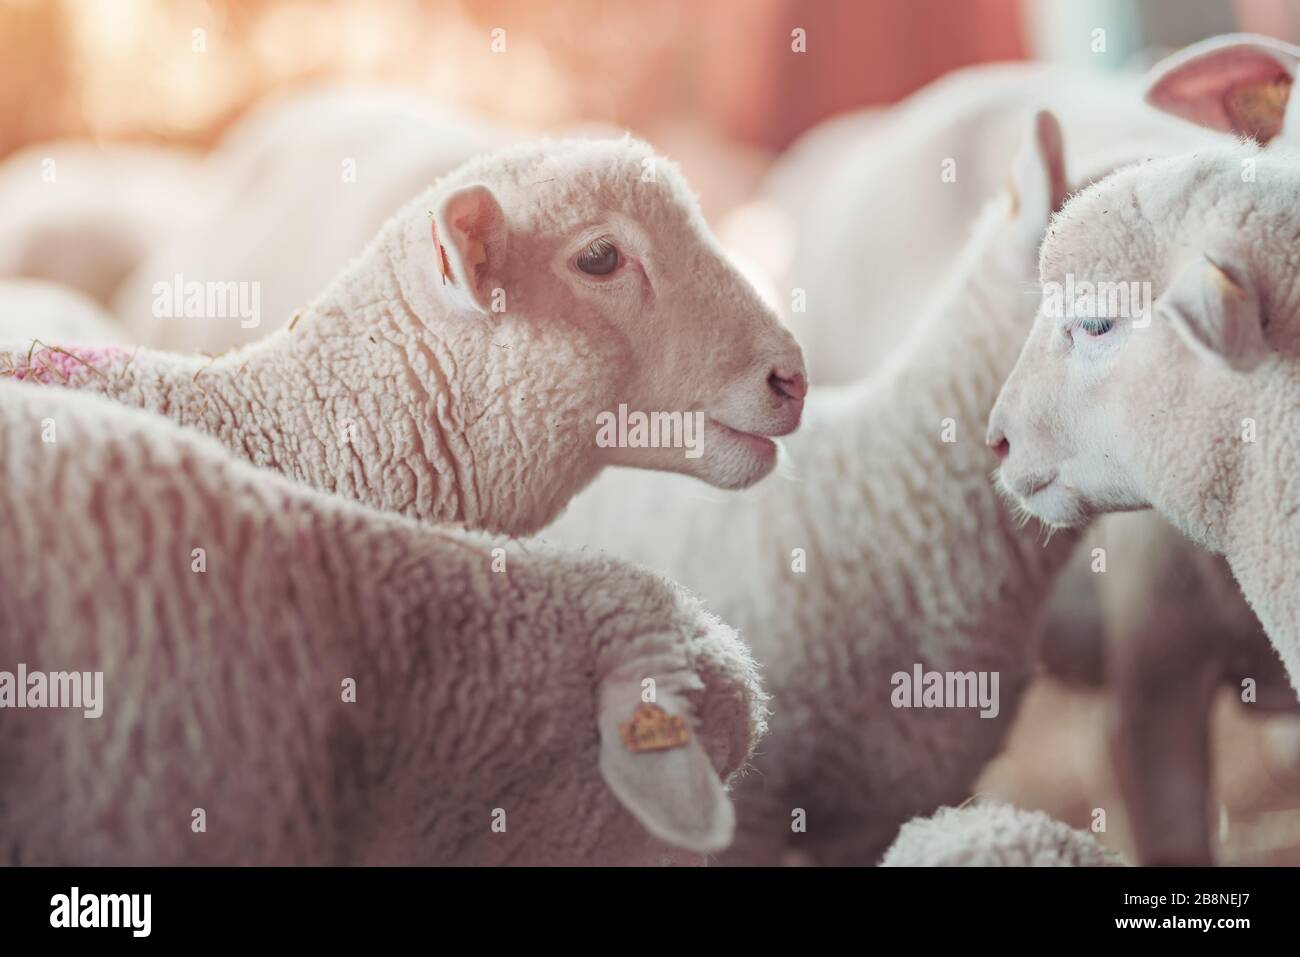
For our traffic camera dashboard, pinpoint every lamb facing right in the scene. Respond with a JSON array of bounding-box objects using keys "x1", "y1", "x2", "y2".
[
  {"x1": 880, "y1": 803, "x2": 1126, "y2": 867},
  {"x1": 2, "y1": 137, "x2": 806, "y2": 537},
  {"x1": 545, "y1": 112, "x2": 1084, "y2": 864},
  {"x1": 0, "y1": 380, "x2": 765, "y2": 865}
]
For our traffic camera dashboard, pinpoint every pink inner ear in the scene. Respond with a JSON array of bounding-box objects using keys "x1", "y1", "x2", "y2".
[{"x1": 1147, "y1": 46, "x2": 1293, "y2": 139}]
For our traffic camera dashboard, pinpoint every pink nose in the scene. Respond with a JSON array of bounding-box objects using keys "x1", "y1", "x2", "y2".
[
  {"x1": 769, "y1": 368, "x2": 807, "y2": 403},
  {"x1": 987, "y1": 431, "x2": 1010, "y2": 460}
]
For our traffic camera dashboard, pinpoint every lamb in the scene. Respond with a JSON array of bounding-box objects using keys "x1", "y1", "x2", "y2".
[
  {"x1": 986, "y1": 40, "x2": 1300, "y2": 698},
  {"x1": 879, "y1": 804, "x2": 1126, "y2": 867},
  {"x1": 544, "y1": 112, "x2": 1084, "y2": 864},
  {"x1": 1, "y1": 137, "x2": 807, "y2": 537},
  {"x1": 0, "y1": 380, "x2": 766, "y2": 865}
]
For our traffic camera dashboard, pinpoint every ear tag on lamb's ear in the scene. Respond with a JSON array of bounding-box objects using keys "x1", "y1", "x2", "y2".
[
  {"x1": 1227, "y1": 76, "x2": 1293, "y2": 143},
  {"x1": 620, "y1": 703, "x2": 690, "y2": 753},
  {"x1": 1208, "y1": 258, "x2": 1247, "y2": 299},
  {"x1": 431, "y1": 217, "x2": 453, "y2": 286}
]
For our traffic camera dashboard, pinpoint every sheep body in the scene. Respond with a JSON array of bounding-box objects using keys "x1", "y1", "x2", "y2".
[
  {"x1": 880, "y1": 804, "x2": 1127, "y2": 867},
  {"x1": 0, "y1": 381, "x2": 766, "y2": 865}
]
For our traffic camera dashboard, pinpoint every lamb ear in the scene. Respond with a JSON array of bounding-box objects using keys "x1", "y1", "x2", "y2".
[
  {"x1": 1156, "y1": 253, "x2": 1266, "y2": 372},
  {"x1": 597, "y1": 674, "x2": 735, "y2": 854},
  {"x1": 1010, "y1": 109, "x2": 1068, "y2": 242},
  {"x1": 1144, "y1": 33, "x2": 1299, "y2": 144},
  {"x1": 432, "y1": 184, "x2": 508, "y2": 314}
]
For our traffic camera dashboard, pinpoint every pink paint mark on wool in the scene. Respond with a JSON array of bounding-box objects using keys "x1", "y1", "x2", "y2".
[{"x1": 11, "y1": 344, "x2": 131, "y2": 384}]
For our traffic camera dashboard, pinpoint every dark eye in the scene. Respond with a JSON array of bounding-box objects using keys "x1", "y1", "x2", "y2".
[
  {"x1": 1079, "y1": 318, "x2": 1115, "y2": 337},
  {"x1": 575, "y1": 237, "x2": 621, "y2": 276}
]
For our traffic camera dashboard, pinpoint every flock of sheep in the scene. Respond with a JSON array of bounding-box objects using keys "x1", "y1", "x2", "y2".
[{"x1": 1, "y1": 32, "x2": 1298, "y2": 866}]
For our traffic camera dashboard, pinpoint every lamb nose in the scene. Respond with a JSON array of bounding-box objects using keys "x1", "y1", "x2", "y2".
[
  {"x1": 987, "y1": 431, "x2": 1010, "y2": 460},
  {"x1": 769, "y1": 369, "x2": 807, "y2": 402}
]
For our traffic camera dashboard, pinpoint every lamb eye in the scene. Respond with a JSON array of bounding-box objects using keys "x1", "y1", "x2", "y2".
[
  {"x1": 1079, "y1": 318, "x2": 1115, "y2": 337},
  {"x1": 575, "y1": 238, "x2": 620, "y2": 276}
]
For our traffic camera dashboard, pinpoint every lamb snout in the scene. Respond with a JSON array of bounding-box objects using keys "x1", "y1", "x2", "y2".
[
  {"x1": 711, "y1": 356, "x2": 806, "y2": 441},
  {"x1": 985, "y1": 428, "x2": 1010, "y2": 461},
  {"x1": 761, "y1": 361, "x2": 807, "y2": 433},
  {"x1": 767, "y1": 365, "x2": 807, "y2": 425},
  {"x1": 747, "y1": 325, "x2": 809, "y2": 432},
  {"x1": 690, "y1": 340, "x2": 806, "y2": 490},
  {"x1": 768, "y1": 366, "x2": 807, "y2": 402},
  {"x1": 985, "y1": 366, "x2": 1086, "y2": 525}
]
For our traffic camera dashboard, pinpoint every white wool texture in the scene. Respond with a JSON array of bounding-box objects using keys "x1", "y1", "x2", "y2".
[
  {"x1": 0, "y1": 381, "x2": 767, "y2": 865},
  {"x1": 880, "y1": 804, "x2": 1127, "y2": 867}
]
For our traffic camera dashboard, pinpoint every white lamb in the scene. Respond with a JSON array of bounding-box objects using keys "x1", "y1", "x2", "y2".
[
  {"x1": 999, "y1": 36, "x2": 1300, "y2": 867},
  {"x1": 987, "y1": 38, "x2": 1300, "y2": 696},
  {"x1": 0, "y1": 381, "x2": 766, "y2": 865},
  {"x1": 880, "y1": 803, "x2": 1126, "y2": 867},
  {"x1": 545, "y1": 112, "x2": 1082, "y2": 864},
  {"x1": 2, "y1": 137, "x2": 806, "y2": 537}
]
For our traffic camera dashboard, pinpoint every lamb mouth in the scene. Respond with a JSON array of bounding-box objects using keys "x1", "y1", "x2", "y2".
[
  {"x1": 996, "y1": 467, "x2": 1064, "y2": 513},
  {"x1": 706, "y1": 417, "x2": 779, "y2": 458},
  {"x1": 1010, "y1": 470, "x2": 1059, "y2": 500},
  {"x1": 1011, "y1": 476, "x2": 1093, "y2": 529}
]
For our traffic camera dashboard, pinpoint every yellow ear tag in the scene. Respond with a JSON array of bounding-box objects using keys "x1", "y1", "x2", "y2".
[
  {"x1": 620, "y1": 703, "x2": 690, "y2": 753},
  {"x1": 1227, "y1": 77, "x2": 1293, "y2": 143}
]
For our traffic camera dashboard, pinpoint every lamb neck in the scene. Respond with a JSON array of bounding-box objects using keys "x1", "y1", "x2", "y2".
[{"x1": 0, "y1": 273, "x2": 585, "y2": 534}]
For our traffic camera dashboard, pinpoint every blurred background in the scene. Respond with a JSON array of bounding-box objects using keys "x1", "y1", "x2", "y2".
[
  {"x1": 5, "y1": 0, "x2": 1300, "y2": 864},
  {"x1": 5, "y1": 0, "x2": 1299, "y2": 212}
]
